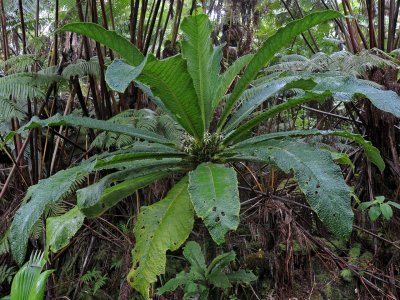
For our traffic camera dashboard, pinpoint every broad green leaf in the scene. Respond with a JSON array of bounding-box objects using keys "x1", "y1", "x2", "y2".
[
  {"x1": 226, "y1": 270, "x2": 257, "y2": 284},
  {"x1": 206, "y1": 251, "x2": 236, "y2": 275},
  {"x1": 380, "y1": 203, "x2": 393, "y2": 220},
  {"x1": 27, "y1": 270, "x2": 54, "y2": 300},
  {"x1": 57, "y1": 22, "x2": 144, "y2": 66},
  {"x1": 359, "y1": 201, "x2": 375, "y2": 210},
  {"x1": 221, "y1": 139, "x2": 353, "y2": 238},
  {"x1": 10, "y1": 251, "x2": 52, "y2": 299},
  {"x1": 188, "y1": 163, "x2": 240, "y2": 244},
  {"x1": 213, "y1": 54, "x2": 253, "y2": 108},
  {"x1": 230, "y1": 129, "x2": 384, "y2": 172},
  {"x1": 224, "y1": 77, "x2": 317, "y2": 132},
  {"x1": 137, "y1": 55, "x2": 204, "y2": 139},
  {"x1": 181, "y1": 14, "x2": 215, "y2": 127},
  {"x1": 312, "y1": 75, "x2": 400, "y2": 118},
  {"x1": 127, "y1": 178, "x2": 194, "y2": 299},
  {"x1": 224, "y1": 91, "x2": 331, "y2": 144},
  {"x1": 157, "y1": 271, "x2": 189, "y2": 295},
  {"x1": 388, "y1": 201, "x2": 400, "y2": 210},
  {"x1": 182, "y1": 241, "x2": 207, "y2": 279},
  {"x1": 46, "y1": 207, "x2": 85, "y2": 253},
  {"x1": 368, "y1": 206, "x2": 381, "y2": 221},
  {"x1": 5, "y1": 114, "x2": 173, "y2": 146},
  {"x1": 9, "y1": 161, "x2": 95, "y2": 265},
  {"x1": 105, "y1": 58, "x2": 147, "y2": 93},
  {"x1": 207, "y1": 269, "x2": 231, "y2": 288},
  {"x1": 217, "y1": 10, "x2": 342, "y2": 130}
]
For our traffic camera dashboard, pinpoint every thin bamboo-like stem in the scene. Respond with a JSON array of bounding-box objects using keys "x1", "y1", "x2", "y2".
[
  {"x1": 377, "y1": 0, "x2": 385, "y2": 50},
  {"x1": 130, "y1": 0, "x2": 140, "y2": 44},
  {"x1": 144, "y1": 0, "x2": 162, "y2": 54},
  {"x1": 342, "y1": 0, "x2": 359, "y2": 53},
  {"x1": 18, "y1": 0, "x2": 27, "y2": 54},
  {"x1": 281, "y1": 0, "x2": 316, "y2": 54},
  {"x1": 151, "y1": 0, "x2": 167, "y2": 54},
  {"x1": 157, "y1": 0, "x2": 174, "y2": 58}
]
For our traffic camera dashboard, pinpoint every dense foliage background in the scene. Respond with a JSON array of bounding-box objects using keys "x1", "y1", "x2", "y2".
[{"x1": 0, "y1": 0, "x2": 400, "y2": 299}]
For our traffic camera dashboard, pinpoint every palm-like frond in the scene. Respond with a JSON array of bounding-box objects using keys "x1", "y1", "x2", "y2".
[
  {"x1": 62, "y1": 57, "x2": 101, "y2": 79},
  {"x1": 266, "y1": 49, "x2": 396, "y2": 77},
  {"x1": 0, "y1": 98, "x2": 26, "y2": 122},
  {"x1": 91, "y1": 109, "x2": 183, "y2": 149},
  {"x1": 0, "y1": 54, "x2": 38, "y2": 74},
  {"x1": 0, "y1": 73, "x2": 61, "y2": 100}
]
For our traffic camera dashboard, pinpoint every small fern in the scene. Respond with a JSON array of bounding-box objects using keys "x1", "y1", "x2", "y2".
[
  {"x1": 0, "y1": 72, "x2": 61, "y2": 100},
  {"x1": 62, "y1": 57, "x2": 101, "y2": 79},
  {"x1": 0, "y1": 54, "x2": 38, "y2": 74},
  {"x1": 266, "y1": 49, "x2": 396, "y2": 77},
  {"x1": 91, "y1": 109, "x2": 183, "y2": 149},
  {"x1": 0, "y1": 98, "x2": 26, "y2": 122},
  {"x1": 0, "y1": 231, "x2": 10, "y2": 255},
  {"x1": 81, "y1": 268, "x2": 108, "y2": 295},
  {"x1": 0, "y1": 264, "x2": 16, "y2": 285}
]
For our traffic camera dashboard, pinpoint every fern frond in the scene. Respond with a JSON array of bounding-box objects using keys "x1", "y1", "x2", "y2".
[
  {"x1": 0, "y1": 231, "x2": 10, "y2": 255},
  {"x1": 0, "y1": 54, "x2": 37, "y2": 74},
  {"x1": 62, "y1": 57, "x2": 101, "y2": 79},
  {"x1": 0, "y1": 264, "x2": 16, "y2": 285},
  {"x1": 91, "y1": 109, "x2": 183, "y2": 150},
  {"x1": 0, "y1": 98, "x2": 26, "y2": 122},
  {"x1": 0, "y1": 73, "x2": 61, "y2": 100}
]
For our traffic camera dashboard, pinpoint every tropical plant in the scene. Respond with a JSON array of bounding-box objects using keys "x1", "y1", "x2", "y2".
[
  {"x1": 3, "y1": 251, "x2": 53, "y2": 300},
  {"x1": 5, "y1": 10, "x2": 393, "y2": 299},
  {"x1": 359, "y1": 196, "x2": 400, "y2": 222},
  {"x1": 158, "y1": 241, "x2": 256, "y2": 299}
]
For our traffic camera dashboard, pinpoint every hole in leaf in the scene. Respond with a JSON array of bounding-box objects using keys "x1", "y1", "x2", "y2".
[
  {"x1": 214, "y1": 216, "x2": 220, "y2": 222},
  {"x1": 212, "y1": 207, "x2": 217, "y2": 212},
  {"x1": 316, "y1": 184, "x2": 320, "y2": 188},
  {"x1": 221, "y1": 211, "x2": 225, "y2": 216}
]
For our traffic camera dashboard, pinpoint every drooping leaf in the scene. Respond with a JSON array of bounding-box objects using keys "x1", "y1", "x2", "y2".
[
  {"x1": 224, "y1": 91, "x2": 331, "y2": 144},
  {"x1": 157, "y1": 271, "x2": 189, "y2": 295},
  {"x1": 57, "y1": 22, "x2": 144, "y2": 66},
  {"x1": 78, "y1": 167, "x2": 178, "y2": 218},
  {"x1": 10, "y1": 161, "x2": 95, "y2": 265},
  {"x1": 226, "y1": 270, "x2": 257, "y2": 285},
  {"x1": 137, "y1": 55, "x2": 204, "y2": 139},
  {"x1": 311, "y1": 75, "x2": 400, "y2": 118},
  {"x1": 105, "y1": 58, "x2": 147, "y2": 93},
  {"x1": 230, "y1": 129, "x2": 384, "y2": 172},
  {"x1": 221, "y1": 139, "x2": 353, "y2": 238},
  {"x1": 5, "y1": 114, "x2": 173, "y2": 146},
  {"x1": 224, "y1": 77, "x2": 317, "y2": 132},
  {"x1": 207, "y1": 269, "x2": 231, "y2": 289},
  {"x1": 188, "y1": 163, "x2": 240, "y2": 244},
  {"x1": 127, "y1": 178, "x2": 194, "y2": 299},
  {"x1": 380, "y1": 203, "x2": 393, "y2": 220},
  {"x1": 46, "y1": 207, "x2": 85, "y2": 254},
  {"x1": 181, "y1": 14, "x2": 216, "y2": 127},
  {"x1": 217, "y1": 10, "x2": 342, "y2": 129},
  {"x1": 368, "y1": 206, "x2": 381, "y2": 221}
]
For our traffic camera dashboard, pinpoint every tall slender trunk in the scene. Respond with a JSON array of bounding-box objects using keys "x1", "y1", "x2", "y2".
[
  {"x1": 387, "y1": 0, "x2": 397, "y2": 51},
  {"x1": 76, "y1": 0, "x2": 102, "y2": 119},
  {"x1": 157, "y1": 0, "x2": 174, "y2": 58},
  {"x1": 151, "y1": 0, "x2": 167, "y2": 54},
  {"x1": 130, "y1": 0, "x2": 140, "y2": 44},
  {"x1": 18, "y1": 0, "x2": 27, "y2": 54},
  {"x1": 377, "y1": 0, "x2": 385, "y2": 50},
  {"x1": 144, "y1": 0, "x2": 162, "y2": 55}
]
